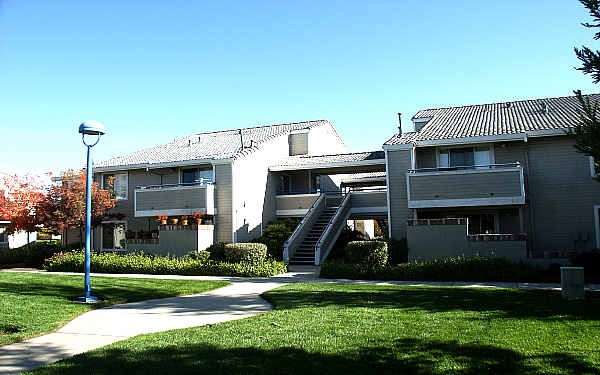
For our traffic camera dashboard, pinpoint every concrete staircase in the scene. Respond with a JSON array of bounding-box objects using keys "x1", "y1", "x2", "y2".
[{"x1": 289, "y1": 206, "x2": 338, "y2": 265}]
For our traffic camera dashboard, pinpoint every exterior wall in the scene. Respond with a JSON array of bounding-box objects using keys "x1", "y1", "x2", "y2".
[
  {"x1": 386, "y1": 149, "x2": 412, "y2": 240},
  {"x1": 408, "y1": 168, "x2": 523, "y2": 200},
  {"x1": 233, "y1": 134, "x2": 290, "y2": 242},
  {"x1": 351, "y1": 191, "x2": 387, "y2": 208},
  {"x1": 276, "y1": 194, "x2": 319, "y2": 212},
  {"x1": 525, "y1": 137, "x2": 600, "y2": 254},
  {"x1": 307, "y1": 123, "x2": 347, "y2": 155},
  {"x1": 156, "y1": 226, "x2": 214, "y2": 256},
  {"x1": 407, "y1": 222, "x2": 527, "y2": 262},
  {"x1": 136, "y1": 186, "x2": 207, "y2": 212},
  {"x1": 214, "y1": 163, "x2": 233, "y2": 243}
]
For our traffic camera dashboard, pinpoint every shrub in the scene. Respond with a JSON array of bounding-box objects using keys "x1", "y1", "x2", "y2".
[
  {"x1": 327, "y1": 225, "x2": 365, "y2": 260},
  {"x1": 44, "y1": 250, "x2": 287, "y2": 277},
  {"x1": 186, "y1": 250, "x2": 211, "y2": 262},
  {"x1": 204, "y1": 242, "x2": 226, "y2": 261},
  {"x1": 252, "y1": 219, "x2": 300, "y2": 260},
  {"x1": 321, "y1": 255, "x2": 554, "y2": 283},
  {"x1": 0, "y1": 241, "x2": 63, "y2": 268},
  {"x1": 387, "y1": 238, "x2": 408, "y2": 264},
  {"x1": 571, "y1": 249, "x2": 600, "y2": 283},
  {"x1": 344, "y1": 241, "x2": 388, "y2": 268},
  {"x1": 224, "y1": 243, "x2": 267, "y2": 264}
]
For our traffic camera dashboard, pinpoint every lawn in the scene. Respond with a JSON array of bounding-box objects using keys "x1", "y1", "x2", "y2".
[
  {"x1": 0, "y1": 272, "x2": 229, "y2": 346},
  {"x1": 26, "y1": 283, "x2": 600, "y2": 375}
]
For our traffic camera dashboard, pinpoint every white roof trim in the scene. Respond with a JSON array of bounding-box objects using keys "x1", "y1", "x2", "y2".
[
  {"x1": 269, "y1": 159, "x2": 385, "y2": 172},
  {"x1": 94, "y1": 158, "x2": 232, "y2": 173}
]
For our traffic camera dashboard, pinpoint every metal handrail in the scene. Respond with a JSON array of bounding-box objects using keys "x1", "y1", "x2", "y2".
[
  {"x1": 314, "y1": 192, "x2": 352, "y2": 264},
  {"x1": 408, "y1": 162, "x2": 520, "y2": 174},
  {"x1": 283, "y1": 193, "x2": 326, "y2": 262},
  {"x1": 136, "y1": 180, "x2": 215, "y2": 190}
]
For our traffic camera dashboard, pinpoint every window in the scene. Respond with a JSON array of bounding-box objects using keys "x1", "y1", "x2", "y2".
[
  {"x1": 101, "y1": 222, "x2": 126, "y2": 250},
  {"x1": 278, "y1": 175, "x2": 291, "y2": 194},
  {"x1": 181, "y1": 168, "x2": 213, "y2": 184},
  {"x1": 103, "y1": 173, "x2": 127, "y2": 200},
  {"x1": 0, "y1": 227, "x2": 7, "y2": 243},
  {"x1": 439, "y1": 146, "x2": 491, "y2": 169},
  {"x1": 590, "y1": 156, "x2": 598, "y2": 178}
]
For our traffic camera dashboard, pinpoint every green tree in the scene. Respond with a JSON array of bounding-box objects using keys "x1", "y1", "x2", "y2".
[{"x1": 573, "y1": 0, "x2": 600, "y2": 179}]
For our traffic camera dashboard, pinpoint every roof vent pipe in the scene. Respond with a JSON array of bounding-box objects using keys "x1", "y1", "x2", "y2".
[
  {"x1": 239, "y1": 129, "x2": 244, "y2": 149},
  {"x1": 397, "y1": 112, "x2": 402, "y2": 135}
]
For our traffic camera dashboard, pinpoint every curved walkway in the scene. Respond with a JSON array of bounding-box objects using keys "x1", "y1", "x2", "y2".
[{"x1": 0, "y1": 268, "x2": 598, "y2": 374}]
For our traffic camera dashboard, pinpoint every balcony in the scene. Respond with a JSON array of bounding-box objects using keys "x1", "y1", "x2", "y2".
[
  {"x1": 407, "y1": 163, "x2": 525, "y2": 208},
  {"x1": 135, "y1": 182, "x2": 215, "y2": 217},
  {"x1": 276, "y1": 192, "x2": 320, "y2": 217}
]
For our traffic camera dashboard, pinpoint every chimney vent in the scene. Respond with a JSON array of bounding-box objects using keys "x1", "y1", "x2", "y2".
[
  {"x1": 239, "y1": 129, "x2": 244, "y2": 149},
  {"x1": 397, "y1": 112, "x2": 402, "y2": 135}
]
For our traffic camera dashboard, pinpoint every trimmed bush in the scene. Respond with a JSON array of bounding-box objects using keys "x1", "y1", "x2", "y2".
[
  {"x1": 571, "y1": 250, "x2": 600, "y2": 283},
  {"x1": 204, "y1": 242, "x2": 226, "y2": 261},
  {"x1": 345, "y1": 241, "x2": 388, "y2": 268},
  {"x1": 0, "y1": 241, "x2": 62, "y2": 268},
  {"x1": 252, "y1": 218, "x2": 300, "y2": 260},
  {"x1": 44, "y1": 250, "x2": 287, "y2": 277},
  {"x1": 327, "y1": 225, "x2": 366, "y2": 260},
  {"x1": 224, "y1": 243, "x2": 267, "y2": 264},
  {"x1": 186, "y1": 250, "x2": 211, "y2": 262},
  {"x1": 321, "y1": 255, "x2": 558, "y2": 283}
]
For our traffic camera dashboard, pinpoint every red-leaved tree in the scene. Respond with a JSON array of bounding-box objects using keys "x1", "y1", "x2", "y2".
[
  {"x1": 36, "y1": 170, "x2": 118, "y2": 247},
  {"x1": 0, "y1": 174, "x2": 46, "y2": 234}
]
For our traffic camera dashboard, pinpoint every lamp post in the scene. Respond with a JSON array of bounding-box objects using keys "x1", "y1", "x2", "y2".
[{"x1": 77, "y1": 120, "x2": 105, "y2": 303}]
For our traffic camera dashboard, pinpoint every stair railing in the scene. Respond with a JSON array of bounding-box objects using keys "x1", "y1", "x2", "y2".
[
  {"x1": 283, "y1": 193, "x2": 326, "y2": 264},
  {"x1": 314, "y1": 192, "x2": 353, "y2": 265}
]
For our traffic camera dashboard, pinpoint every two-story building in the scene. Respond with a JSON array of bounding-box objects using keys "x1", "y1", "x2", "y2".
[{"x1": 85, "y1": 93, "x2": 600, "y2": 265}]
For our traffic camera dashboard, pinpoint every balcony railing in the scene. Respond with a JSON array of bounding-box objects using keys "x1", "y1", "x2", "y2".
[
  {"x1": 407, "y1": 163, "x2": 525, "y2": 208},
  {"x1": 134, "y1": 182, "x2": 215, "y2": 217}
]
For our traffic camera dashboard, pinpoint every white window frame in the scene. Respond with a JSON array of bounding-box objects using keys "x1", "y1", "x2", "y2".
[
  {"x1": 590, "y1": 156, "x2": 598, "y2": 178},
  {"x1": 102, "y1": 172, "x2": 128, "y2": 200},
  {"x1": 436, "y1": 144, "x2": 495, "y2": 168}
]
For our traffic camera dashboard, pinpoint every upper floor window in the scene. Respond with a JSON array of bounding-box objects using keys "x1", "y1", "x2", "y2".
[
  {"x1": 439, "y1": 146, "x2": 491, "y2": 169},
  {"x1": 181, "y1": 168, "x2": 213, "y2": 184},
  {"x1": 103, "y1": 173, "x2": 128, "y2": 200},
  {"x1": 590, "y1": 156, "x2": 598, "y2": 178},
  {"x1": 278, "y1": 175, "x2": 291, "y2": 194}
]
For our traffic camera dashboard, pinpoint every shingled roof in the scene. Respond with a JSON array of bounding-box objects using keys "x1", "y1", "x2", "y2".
[
  {"x1": 270, "y1": 151, "x2": 385, "y2": 169},
  {"x1": 385, "y1": 93, "x2": 600, "y2": 145},
  {"x1": 95, "y1": 120, "x2": 342, "y2": 170}
]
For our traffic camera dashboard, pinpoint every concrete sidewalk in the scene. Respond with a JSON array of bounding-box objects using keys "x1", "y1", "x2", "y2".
[{"x1": 0, "y1": 268, "x2": 598, "y2": 374}]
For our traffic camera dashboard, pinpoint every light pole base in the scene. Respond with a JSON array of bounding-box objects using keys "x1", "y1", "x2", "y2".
[{"x1": 77, "y1": 296, "x2": 99, "y2": 303}]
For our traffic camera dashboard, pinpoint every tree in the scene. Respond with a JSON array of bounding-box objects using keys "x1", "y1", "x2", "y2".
[
  {"x1": 573, "y1": 0, "x2": 600, "y2": 179},
  {"x1": 0, "y1": 174, "x2": 45, "y2": 235},
  {"x1": 36, "y1": 170, "x2": 118, "y2": 247}
]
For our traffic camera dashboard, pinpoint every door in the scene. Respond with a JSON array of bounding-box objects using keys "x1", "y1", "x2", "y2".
[{"x1": 102, "y1": 222, "x2": 127, "y2": 250}]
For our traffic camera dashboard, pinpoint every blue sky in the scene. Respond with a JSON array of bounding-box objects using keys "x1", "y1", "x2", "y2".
[{"x1": 0, "y1": 1, "x2": 598, "y2": 175}]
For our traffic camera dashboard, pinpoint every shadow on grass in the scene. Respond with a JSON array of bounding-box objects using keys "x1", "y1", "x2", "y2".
[
  {"x1": 264, "y1": 285, "x2": 600, "y2": 321},
  {"x1": 30, "y1": 338, "x2": 598, "y2": 375}
]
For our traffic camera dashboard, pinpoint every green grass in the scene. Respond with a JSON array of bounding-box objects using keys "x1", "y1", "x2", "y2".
[
  {"x1": 0, "y1": 272, "x2": 229, "y2": 346},
  {"x1": 27, "y1": 283, "x2": 600, "y2": 375}
]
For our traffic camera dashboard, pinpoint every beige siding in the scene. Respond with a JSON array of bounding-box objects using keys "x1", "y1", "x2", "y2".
[
  {"x1": 409, "y1": 169, "x2": 522, "y2": 200},
  {"x1": 387, "y1": 149, "x2": 412, "y2": 239},
  {"x1": 276, "y1": 195, "x2": 319, "y2": 211},
  {"x1": 307, "y1": 123, "x2": 347, "y2": 155},
  {"x1": 136, "y1": 187, "x2": 207, "y2": 211},
  {"x1": 233, "y1": 133, "x2": 290, "y2": 242},
  {"x1": 525, "y1": 137, "x2": 600, "y2": 253},
  {"x1": 214, "y1": 163, "x2": 233, "y2": 243},
  {"x1": 351, "y1": 191, "x2": 387, "y2": 207},
  {"x1": 289, "y1": 132, "x2": 309, "y2": 155}
]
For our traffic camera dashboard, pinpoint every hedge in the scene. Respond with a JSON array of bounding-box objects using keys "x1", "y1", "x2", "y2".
[
  {"x1": 224, "y1": 243, "x2": 267, "y2": 264},
  {"x1": 571, "y1": 250, "x2": 600, "y2": 283},
  {"x1": 320, "y1": 255, "x2": 559, "y2": 283},
  {"x1": 0, "y1": 241, "x2": 62, "y2": 268},
  {"x1": 345, "y1": 241, "x2": 388, "y2": 268},
  {"x1": 44, "y1": 250, "x2": 287, "y2": 277}
]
